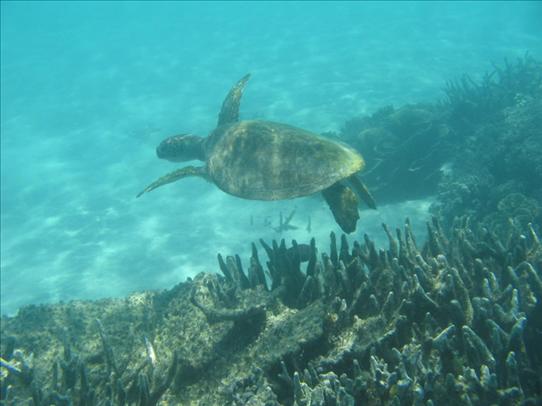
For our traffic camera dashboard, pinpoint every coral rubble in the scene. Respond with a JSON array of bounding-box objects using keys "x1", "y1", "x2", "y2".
[{"x1": 1, "y1": 218, "x2": 541, "y2": 405}]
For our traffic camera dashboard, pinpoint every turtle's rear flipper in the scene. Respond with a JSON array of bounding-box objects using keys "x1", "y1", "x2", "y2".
[
  {"x1": 136, "y1": 166, "x2": 209, "y2": 198},
  {"x1": 322, "y1": 183, "x2": 360, "y2": 234},
  {"x1": 348, "y1": 174, "x2": 377, "y2": 209}
]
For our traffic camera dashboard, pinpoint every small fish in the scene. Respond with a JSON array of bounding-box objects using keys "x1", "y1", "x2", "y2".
[{"x1": 144, "y1": 336, "x2": 157, "y2": 367}]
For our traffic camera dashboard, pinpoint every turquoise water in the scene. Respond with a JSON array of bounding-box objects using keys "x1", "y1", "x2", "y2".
[{"x1": 1, "y1": 1, "x2": 540, "y2": 316}]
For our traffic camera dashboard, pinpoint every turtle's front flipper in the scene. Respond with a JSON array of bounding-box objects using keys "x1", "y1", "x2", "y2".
[
  {"x1": 217, "y1": 74, "x2": 251, "y2": 127},
  {"x1": 136, "y1": 166, "x2": 209, "y2": 198},
  {"x1": 348, "y1": 174, "x2": 377, "y2": 209}
]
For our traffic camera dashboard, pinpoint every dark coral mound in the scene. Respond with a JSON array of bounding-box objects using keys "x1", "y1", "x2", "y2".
[
  {"x1": 341, "y1": 55, "x2": 542, "y2": 236},
  {"x1": 340, "y1": 103, "x2": 451, "y2": 204},
  {"x1": 1, "y1": 219, "x2": 541, "y2": 405}
]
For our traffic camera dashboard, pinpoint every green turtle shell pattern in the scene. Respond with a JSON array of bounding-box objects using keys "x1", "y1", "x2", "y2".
[{"x1": 205, "y1": 120, "x2": 365, "y2": 200}]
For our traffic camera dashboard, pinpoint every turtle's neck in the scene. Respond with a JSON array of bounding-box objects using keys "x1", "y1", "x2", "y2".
[{"x1": 184, "y1": 135, "x2": 206, "y2": 161}]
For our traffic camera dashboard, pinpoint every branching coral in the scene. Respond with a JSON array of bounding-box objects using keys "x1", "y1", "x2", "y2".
[
  {"x1": 443, "y1": 53, "x2": 542, "y2": 129},
  {"x1": 1, "y1": 218, "x2": 541, "y2": 404}
]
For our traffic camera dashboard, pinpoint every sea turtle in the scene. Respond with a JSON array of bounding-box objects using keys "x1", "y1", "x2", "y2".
[{"x1": 137, "y1": 74, "x2": 376, "y2": 233}]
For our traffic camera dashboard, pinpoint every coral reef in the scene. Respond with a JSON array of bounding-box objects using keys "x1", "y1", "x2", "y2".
[
  {"x1": 432, "y1": 86, "x2": 542, "y2": 235},
  {"x1": 443, "y1": 54, "x2": 542, "y2": 130},
  {"x1": 340, "y1": 55, "x2": 542, "y2": 236},
  {"x1": 1, "y1": 218, "x2": 541, "y2": 405},
  {"x1": 340, "y1": 104, "x2": 451, "y2": 204}
]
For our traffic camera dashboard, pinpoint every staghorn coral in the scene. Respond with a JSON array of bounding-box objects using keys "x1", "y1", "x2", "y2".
[
  {"x1": 443, "y1": 53, "x2": 542, "y2": 130},
  {"x1": 1, "y1": 217, "x2": 541, "y2": 405}
]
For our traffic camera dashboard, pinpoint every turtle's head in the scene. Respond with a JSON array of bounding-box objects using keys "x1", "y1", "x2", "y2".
[{"x1": 156, "y1": 134, "x2": 205, "y2": 162}]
